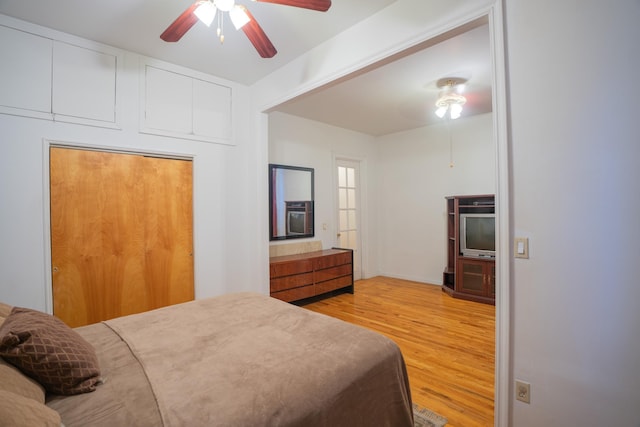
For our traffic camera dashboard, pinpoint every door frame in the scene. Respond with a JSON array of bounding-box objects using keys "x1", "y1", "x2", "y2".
[
  {"x1": 488, "y1": 4, "x2": 511, "y2": 425},
  {"x1": 41, "y1": 139, "x2": 195, "y2": 314},
  {"x1": 256, "y1": 4, "x2": 509, "y2": 423}
]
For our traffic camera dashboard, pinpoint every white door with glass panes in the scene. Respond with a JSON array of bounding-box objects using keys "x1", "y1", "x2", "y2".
[{"x1": 336, "y1": 159, "x2": 362, "y2": 280}]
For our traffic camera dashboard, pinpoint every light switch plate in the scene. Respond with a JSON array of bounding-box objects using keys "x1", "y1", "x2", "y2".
[
  {"x1": 515, "y1": 380, "x2": 531, "y2": 403},
  {"x1": 514, "y1": 237, "x2": 529, "y2": 259}
]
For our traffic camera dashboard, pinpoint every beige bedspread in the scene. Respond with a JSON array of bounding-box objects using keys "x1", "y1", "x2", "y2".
[
  {"x1": 50, "y1": 292, "x2": 413, "y2": 426},
  {"x1": 46, "y1": 322, "x2": 162, "y2": 426}
]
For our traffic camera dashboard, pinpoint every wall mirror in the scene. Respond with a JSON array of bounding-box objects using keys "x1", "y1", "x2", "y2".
[{"x1": 269, "y1": 164, "x2": 314, "y2": 240}]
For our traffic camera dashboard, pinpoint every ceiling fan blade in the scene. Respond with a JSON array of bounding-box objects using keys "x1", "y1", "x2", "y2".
[
  {"x1": 160, "y1": 2, "x2": 200, "y2": 42},
  {"x1": 255, "y1": 0, "x2": 331, "y2": 12},
  {"x1": 239, "y1": 7, "x2": 278, "y2": 58}
]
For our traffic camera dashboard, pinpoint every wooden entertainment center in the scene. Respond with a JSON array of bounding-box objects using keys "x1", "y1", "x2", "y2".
[
  {"x1": 443, "y1": 194, "x2": 496, "y2": 305},
  {"x1": 270, "y1": 248, "x2": 354, "y2": 303}
]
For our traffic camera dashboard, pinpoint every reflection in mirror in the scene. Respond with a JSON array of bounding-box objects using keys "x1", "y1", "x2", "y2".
[{"x1": 269, "y1": 164, "x2": 314, "y2": 240}]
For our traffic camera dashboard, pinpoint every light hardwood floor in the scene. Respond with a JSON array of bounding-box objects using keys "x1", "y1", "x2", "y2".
[{"x1": 302, "y1": 276, "x2": 495, "y2": 427}]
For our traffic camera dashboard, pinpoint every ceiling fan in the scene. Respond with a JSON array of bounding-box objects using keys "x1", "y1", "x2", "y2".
[{"x1": 160, "y1": 0, "x2": 332, "y2": 58}]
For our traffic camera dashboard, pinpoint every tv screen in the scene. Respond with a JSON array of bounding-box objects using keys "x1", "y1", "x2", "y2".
[
  {"x1": 461, "y1": 214, "x2": 495, "y2": 257},
  {"x1": 287, "y1": 211, "x2": 306, "y2": 235}
]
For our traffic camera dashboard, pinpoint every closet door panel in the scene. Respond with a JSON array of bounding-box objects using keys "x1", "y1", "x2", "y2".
[
  {"x1": 142, "y1": 156, "x2": 194, "y2": 307},
  {"x1": 50, "y1": 147, "x2": 194, "y2": 327},
  {"x1": 50, "y1": 148, "x2": 146, "y2": 327}
]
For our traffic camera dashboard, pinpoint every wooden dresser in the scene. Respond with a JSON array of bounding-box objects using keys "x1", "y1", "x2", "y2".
[{"x1": 269, "y1": 248, "x2": 354, "y2": 303}]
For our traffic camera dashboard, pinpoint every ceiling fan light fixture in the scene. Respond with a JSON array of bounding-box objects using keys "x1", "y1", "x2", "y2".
[
  {"x1": 214, "y1": 0, "x2": 235, "y2": 12},
  {"x1": 194, "y1": 1, "x2": 217, "y2": 26},
  {"x1": 229, "y1": 5, "x2": 251, "y2": 30},
  {"x1": 449, "y1": 102, "x2": 463, "y2": 120},
  {"x1": 434, "y1": 78, "x2": 468, "y2": 120}
]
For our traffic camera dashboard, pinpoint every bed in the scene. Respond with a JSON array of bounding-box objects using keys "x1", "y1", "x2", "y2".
[{"x1": 0, "y1": 292, "x2": 413, "y2": 426}]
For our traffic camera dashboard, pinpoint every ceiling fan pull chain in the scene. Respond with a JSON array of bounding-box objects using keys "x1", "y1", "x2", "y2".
[
  {"x1": 447, "y1": 118, "x2": 454, "y2": 168},
  {"x1": 217, "y1": 11, "x2": 224, "y2": 43}
]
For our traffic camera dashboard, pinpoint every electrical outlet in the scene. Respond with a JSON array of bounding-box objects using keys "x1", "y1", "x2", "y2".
[{"x1": 515, "y1": 380, "x2": 531, "y2": 403}]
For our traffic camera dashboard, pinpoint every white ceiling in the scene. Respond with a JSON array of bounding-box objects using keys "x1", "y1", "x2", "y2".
[
  {"x1": 272, "y1": 22, "x2": 492, "y2": 136},
  {"x1": 0, "y1": 0, "x2": 492, "y2": 136}
]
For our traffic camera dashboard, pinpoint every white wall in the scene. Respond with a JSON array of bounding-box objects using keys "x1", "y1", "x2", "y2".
[
  {"x1": 377, "y1": 113, "x2": 495, "y2": 283},
  {"x1": 505, "y1": 1, "x2": 640, "y2": 425},
  {"x1": 268, "y1": 112, "x2": 378, "y2": 274},
  {"x1": 0, "y1": 21, "x2": 267, "y2": 311}
]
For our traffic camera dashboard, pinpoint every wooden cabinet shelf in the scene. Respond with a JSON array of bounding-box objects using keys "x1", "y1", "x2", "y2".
[
  {"x1": 443, "y1": 195, "x2": 495, "y2": 305},
  {"x1": 270, "y1": 248, "x2": 354, "y2": 303}
]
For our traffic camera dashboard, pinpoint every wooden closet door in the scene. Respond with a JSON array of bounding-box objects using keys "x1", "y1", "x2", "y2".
[
  {"x1": 141, "y1": 156, "x2": 194, "y2": 308},
  {"x1": 50, "y1": 147, "x2": 194, "y2": 327}
]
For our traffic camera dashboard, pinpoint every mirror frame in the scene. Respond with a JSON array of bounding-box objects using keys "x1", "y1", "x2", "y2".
[{"x1": 269, "y1": 164, "x2": 315, "y2": 241}]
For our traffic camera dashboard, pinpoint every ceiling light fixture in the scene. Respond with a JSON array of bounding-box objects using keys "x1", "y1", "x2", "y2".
[
  {"x1": 194, "y1": 0, "x2": 251, "y2": 43},
  {"x1": 435, "y1": 78, "x2": 467, "y2": 120}
]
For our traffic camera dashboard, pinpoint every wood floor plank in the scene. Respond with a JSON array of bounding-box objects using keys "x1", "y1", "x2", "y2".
[{"x1": 302, "y1": 276, "x2": 495, "y2": 427}]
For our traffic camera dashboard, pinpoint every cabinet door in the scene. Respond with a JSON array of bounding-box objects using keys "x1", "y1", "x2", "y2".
[
  {"x1": 52, "y1": 41, "x2": 117, "y2": 124},
  {"x1": 458, "y1": 258, "x2": 496, "y2": 298},
  {"x1": 457, "y1": 259, "x2": 489, "y2": 296},
  {"x1": 144, "y1": 66, "x2": 192, "y2": 134},
  {"x1": 0, "y1": 26, "x2": 52, "y2": 115},
  {"x1": 142, "y1": 64, "x2": 233, "y2": 144},
  {"x1": 192, "y1": 78, "x2": 232, "y2": 140}
]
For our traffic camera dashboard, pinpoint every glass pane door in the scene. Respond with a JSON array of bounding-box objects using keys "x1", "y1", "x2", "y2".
[{"x1": 336, "y1": 159, "x2": 361, "y2": 280}]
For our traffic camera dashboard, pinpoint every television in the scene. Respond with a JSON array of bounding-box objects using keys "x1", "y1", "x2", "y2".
[
  {"x1": 460, "y1": 213, "x2": 495, "y2": 258},
  {"x1": 287, "y1": 211, "x2": 307, "y2": 235}
]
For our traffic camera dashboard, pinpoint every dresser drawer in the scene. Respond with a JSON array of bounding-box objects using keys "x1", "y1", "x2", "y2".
[
  {"x1": 271, "y1": 285, "x2": 315, "y2": 303},
  {"x1": 270, "y1": 272, "x2": 313, "y2": 292},
  {"x1": 313, "y1": 251, "x2": 351, "y2": 270},
  {"x1": 313, "y1": 264, "x2": 352, "y2": 284},
  {"x1": 315, "y1": 275, "x2": 353, "y2": 295},
  {"x1": 270, "y1": 259, "x2": 313, "y2": 278}
]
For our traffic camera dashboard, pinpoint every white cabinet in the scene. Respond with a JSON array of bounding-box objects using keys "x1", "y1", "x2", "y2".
[
  {"x1": 192, "y1": 78, "x2": 231, "y2": 140},
  {"x1": 144, "y1": 66, "x2": 193, "y2": 134},
  {"x1": 0, "y1": 25, "x2": 52, "y2": 117},
  {"x1": 52, "y1": 41, "x2": 117, "y2": 124},
  {"x1": 0, "y1": 23, "x2": 120, "y2": 128},
  {"x1": 1, "y1": 17, "x2": 236, "y2": 144},
  {"x1": 141, "y1": 63, "x2": 233, "y2": 145}
]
